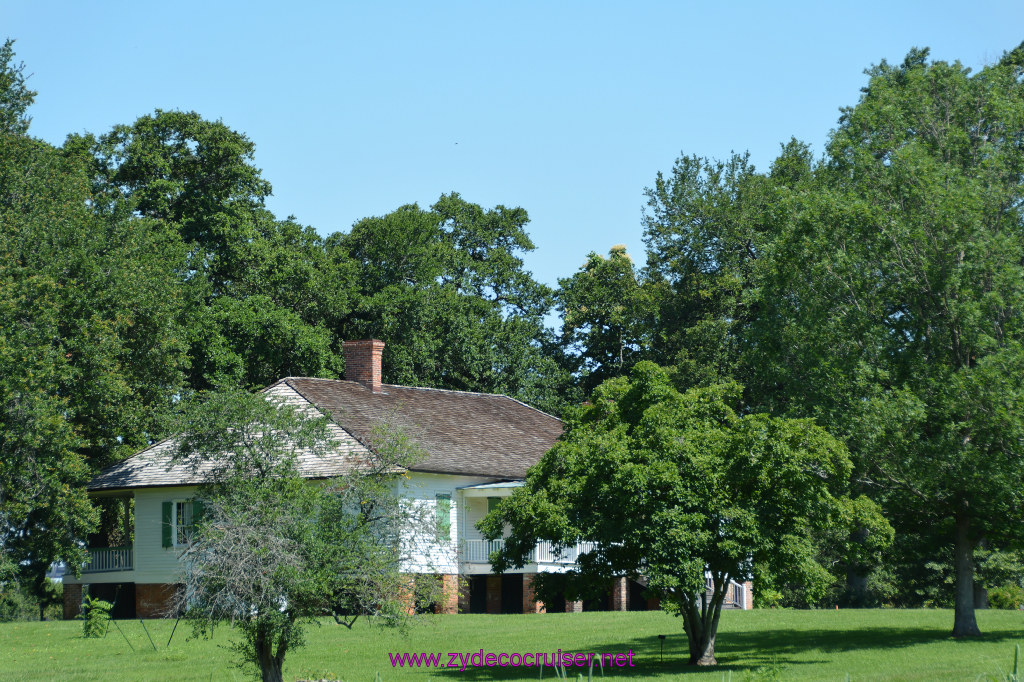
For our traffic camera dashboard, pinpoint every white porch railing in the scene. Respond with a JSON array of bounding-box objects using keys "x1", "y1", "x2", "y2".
[
  {"x1": 462, "y1": 539, "x2": 598, "y2": 565},
  {"x1": 536, "y1": 540, "x2": 598, "y2": 563},
  {"x1": 82, "y1": 547, "x2": 133, "y2": 573}
]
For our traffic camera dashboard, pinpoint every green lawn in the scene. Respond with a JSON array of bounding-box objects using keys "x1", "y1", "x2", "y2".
[{"x1": 1, "y1": 609, "x2": 1022, "y2": 681}]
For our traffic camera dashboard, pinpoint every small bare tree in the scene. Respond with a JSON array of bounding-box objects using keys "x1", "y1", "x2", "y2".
[{"x1": 171, "y1": 389, "x2": 451, "y2": 682}]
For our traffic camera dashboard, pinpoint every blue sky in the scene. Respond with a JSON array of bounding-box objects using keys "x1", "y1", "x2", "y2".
[{"x1": 6, "y1": 1, "x2": 1023, "y2": 289}]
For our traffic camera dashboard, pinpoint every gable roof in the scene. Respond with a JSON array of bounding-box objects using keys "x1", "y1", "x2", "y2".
[
  {"x1": 88, "y1": 378, "x2": 562, "y2": 492},
  {"x1": 284, "y1": 377, "x2": 563, "y2": 479}
]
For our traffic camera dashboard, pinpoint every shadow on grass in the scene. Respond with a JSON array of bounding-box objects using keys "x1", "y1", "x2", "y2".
[
  {"x1": 418, "y1": 624, "x2": 1024, "y2": 680},
  {"x1": 718, "y1": 622, "x2": 1023, "y2": 658}
]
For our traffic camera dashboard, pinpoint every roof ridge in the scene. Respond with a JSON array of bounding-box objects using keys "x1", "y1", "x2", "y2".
[{"x1": 282, "y1": 377, "x2": 562, "y2": 422}]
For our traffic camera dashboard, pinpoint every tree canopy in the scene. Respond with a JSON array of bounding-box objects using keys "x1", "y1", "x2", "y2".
[
  {"x1": 336, "y1": 193, "x2": 562, "y2": 411},
  {"x1": 555, "y1": 245, "x2": 654, "y2": 394},
  {"x1": 747, "y1": 44, "x2": 1024, "y2": 636},
  {"x1": 0, "y1": 105, "x2": 181, "y2": 607}
]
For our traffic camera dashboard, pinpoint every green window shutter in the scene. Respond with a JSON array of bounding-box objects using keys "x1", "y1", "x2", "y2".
[
  {"x1": 436, "y1": 493, "x2": 451, "y2": 539},
  {"x1": 487, "y1": 497, "x2": 500, "y2": 513},
  {"x1": 161, "y1": 501, "x2": 172, "y2": 548},
  {"x1": 192, "y1": 499, "x2": 204, "y2": 523}
]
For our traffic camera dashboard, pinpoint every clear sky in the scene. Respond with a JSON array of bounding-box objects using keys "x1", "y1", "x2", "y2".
[{"x1": 5, "y1": 1, "x2": 1022, "y2": 289}]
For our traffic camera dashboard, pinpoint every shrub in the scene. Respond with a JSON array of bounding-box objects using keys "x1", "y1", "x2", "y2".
[
  {"x1": 0, "y1": 584, "x2": 37, "y2": 621},
  {"x1": 81, "y1": 595, "x2": 113, "y2": 637},
  {"x1": 989, "y1": 584, "x2": 1024, "y2": 610},
  {"x1": 0, "y1": 581, "x2": 62, "y2": 621}
]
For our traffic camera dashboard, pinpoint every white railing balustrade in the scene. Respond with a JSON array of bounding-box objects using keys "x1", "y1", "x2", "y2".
[
  {"x1": 462, "y1": 539, "x2": 597, "y2": 565},
  {"x1": 536, "y1": 540, "x2": 598, "y2": 562},
  {"x1": 82, "y1": 547, "x2": 133, "y2": 573}
]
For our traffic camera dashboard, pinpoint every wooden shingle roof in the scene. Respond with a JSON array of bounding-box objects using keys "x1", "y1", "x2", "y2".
[
  {"x1": 88, "y1": 378, "x2": 562, "y2": 491},
  {"x1": 285, "y1": 378, "x2": 563, "y2": 479}
]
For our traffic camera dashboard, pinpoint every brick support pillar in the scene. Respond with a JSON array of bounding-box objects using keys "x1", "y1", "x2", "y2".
[
  {"x1": 398, "y1": 575, "x2": 416, "y2": 615},
  {"x1": 522, "y1": 573, "x2": 543, "y2": 613},
  {"x1": 438, "y1": 574, "x2": 459, "y2": 614},
  {"x1": 62, "y1": 583, "x2": 82, "y2": 620},
  {"x1": 486, "y1": 575, "x2": 501, "y2": 614},
  {"x1": 135, "y1": 583, "x2": 177, "y2": 618},
  {"x1": 743, "y1": 580, "x2": 754, "y2": 610},
  {"x1": 611, "y1": 577, "x2": 628, "y2": 611},
  {"x1": 646, "y1": 596, "x2": 661, "y2": 611},
  {"x1": 565, "y1": 598, "x2": 583, "y2": 613}
]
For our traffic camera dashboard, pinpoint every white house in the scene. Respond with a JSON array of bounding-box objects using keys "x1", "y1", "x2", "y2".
[{"x1": 64, "y1": 339, "x2": 752, "y2": 619}]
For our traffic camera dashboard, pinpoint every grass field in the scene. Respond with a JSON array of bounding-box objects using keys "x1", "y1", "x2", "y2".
[{"x1": 1, "y1": 609, "x2": 1023, "y2": 681}]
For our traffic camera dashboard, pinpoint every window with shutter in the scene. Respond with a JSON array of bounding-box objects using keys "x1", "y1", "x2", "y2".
[
  {"x1": 163, "y1": 499, "x2": 195, "y2": 547},
  {"x1": 435, "y1": 493, "x2": 451, "y2": 540}
]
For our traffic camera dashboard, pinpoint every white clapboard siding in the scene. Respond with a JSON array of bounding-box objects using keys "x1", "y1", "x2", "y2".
[
  {"x1": 132, "y1": 486, "x2": 197, "y2": 583},
  {"x1": 462, "y1": 497, "x2": 491, "y2": 543},
  {"x1": 398, "y1": 472, "x2": 498, "y2": 574}
]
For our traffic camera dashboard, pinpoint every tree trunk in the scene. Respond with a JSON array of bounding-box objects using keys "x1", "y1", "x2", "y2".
[
  {"x1": 256, "y1": 631, "x2": 285, "y2": 682},
  {"x1": 845, "y1": 527, "x2": 870, "y2": 606},
  {"x1": 973, "y1": 584, "x2": 989, "y2": 610},
  {"x1": 952, "y1": 514, "x2": 981, "y2": 637},
  {"x1": 692, "y1": 624, "x2": 718, "y2": 666},
  {"x1": 680, "y1": 583, "x2": 724, "y2": 665},
  {"x1": 974, "y1": 536, "x2": 988, "y2": 609}
]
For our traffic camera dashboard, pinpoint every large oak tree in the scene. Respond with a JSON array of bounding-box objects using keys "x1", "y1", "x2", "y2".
[{"x1": 755, "y1": 45, "x2": 1024, "y2": 636}]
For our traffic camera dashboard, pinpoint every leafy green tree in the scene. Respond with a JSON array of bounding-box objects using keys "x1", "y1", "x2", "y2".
[
  {"x1": 226, "y1": 215, "x2": 358, "y2": 332},
  {"x1": 186, "y1": 295, "x2": 342, "y2": 390},
  {"x1": 0, "y1": 42, "x2": 193, "y2": 599},
  {"x1": 755, "y1": 45, "x2": 1024, "y2": 636},
  {"x1": 481, "y1": 362, "x2": 887, "y2": 665},
  {"x1": 337, "y1": 194, "x2": 560, "y2": 409},
  {"x1": 0, "y1": 38, "x2": 34, "y2": 135},
  {"x1": 71, "y1": 111, "x2": 355, "y2": 392},
  {"x1": 431, "y1": 193, "x2": 552, "y2": 316},
  {"x1": 0, "y1": 304, "x2": 96, "y2": 618},
  {"x1": 80, "y1": 110, "x2": 272, "y2": 273},
  {"x1": 642, "y1": 149, "x2": 801, "y2": 388},
  {"x1": 0, "y1": 138, "x2": 176, "y2": 607},
  {"x1": 555, "y1": 245, "x2": 655, "y2": 393},
  {"x1": 1, "y1": 130, "x2": 193, "y2": 470},
  {"x1": 173, "y1": 389, "x2": 447, "y2": 682}
]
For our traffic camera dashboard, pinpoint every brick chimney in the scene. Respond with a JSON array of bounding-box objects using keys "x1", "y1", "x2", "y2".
[{"x1": 342, "y1": 339, "x2": 385, "y2": 393}]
